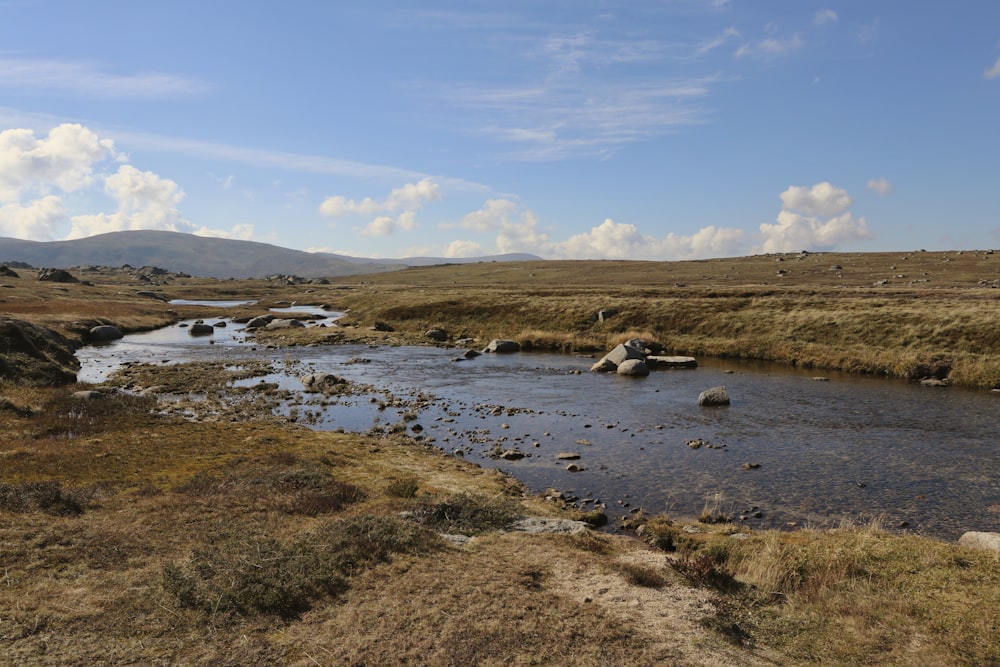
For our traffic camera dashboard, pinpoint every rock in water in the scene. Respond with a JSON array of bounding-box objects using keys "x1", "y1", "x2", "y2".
[
  {"x1": 616, "y1": 359, "x2": 649, "y2": 377},
  {"x1": 698, "y1": 386, "x2": 730, "y2": 406}
]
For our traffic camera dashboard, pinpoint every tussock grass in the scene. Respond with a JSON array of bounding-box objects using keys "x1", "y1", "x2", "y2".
[{"x1": 650, "y1": 518, "x2": 1000, "y2": 665}]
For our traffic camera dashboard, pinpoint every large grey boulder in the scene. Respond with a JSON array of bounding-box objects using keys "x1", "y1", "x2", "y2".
[
  {"x1": 484, "y1": 339, "x2": 520, "y2": 354},
  {"x1": 89, "y1": 325, "x2": 123, "y2": 342},
  {"x1": 591, "y1": 341, "x2": 648, "y2": 372},
  {"x1": 698, "y1": 386, "x2": 731, "y2": 406},
  {"x1": 616, "y1": 359, "x2": 650, "y2": 377},
  {"x1": 958, "y1": 531, "x2": 1000, "y2": 552}
]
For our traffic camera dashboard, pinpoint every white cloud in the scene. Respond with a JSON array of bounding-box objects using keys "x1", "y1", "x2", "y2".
[
  {"x1": 0, "y1": 196, "x2": 66, "y2": 241},
  {"x1": 67, "y1": 164, "x2": 188, "y2": 239},
  {"x1": 451, "y1": 198, "x2": 520, "y2": 231},
  {"x1": 442, "y1": 239, "x2": 485, "y2": 258},
  {"x1": 553, "y1": 219, "x2": 744, "y2": 260},
  {"x1": 0, "y1": 58, "x2": 207, "y2": 98},
  {"x1": 319, "y1": 178, "x2": 440, "y2": 219},
  {"x1": 194, "y1": 224, "x2": 255, "y2": 241},
  {"x1": 758, "y1": 182, "x2": 873, "y2": 253},
  {"x1": 813, "y1": 9, "x2": 838, "y2": 26},
  {"x1": 450, "y1": 199, "x2": 745, "y2": 260},
  {"x1": 779, "y1": 182, "x2": 852, "y2": 217},
  {"x1": 695, "y1": 27, "x2": 740, "y2": 56},
  {"x1": 867, "y1": 177, "x2": 892, "y2": 196},
  {"x1": 0, "y1": 124, "x2": 115, "y2": 201},
  {"x1": 985, "y1": 56, "x2": 1000, "y2": 80},
  {"x1": 736, "y1": 34, "x2": 804, "y2": 59}
]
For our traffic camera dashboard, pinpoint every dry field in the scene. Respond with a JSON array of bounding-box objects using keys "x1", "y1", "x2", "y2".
[{"x1": 1, "y1": 254, "x2": 998, "y2": 665}]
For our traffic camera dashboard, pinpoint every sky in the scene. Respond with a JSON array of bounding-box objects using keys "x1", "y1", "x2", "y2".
[{"x1": 1, "y1": 1, "x2": 999, "y2": 260}]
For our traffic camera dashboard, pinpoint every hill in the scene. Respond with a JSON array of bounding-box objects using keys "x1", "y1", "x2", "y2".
[{"x1": 0, "y1": 231, "x2": 541, "y2": 279}]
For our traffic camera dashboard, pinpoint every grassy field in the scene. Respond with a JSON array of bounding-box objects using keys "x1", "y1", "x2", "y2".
[{"x1": 1, "y1": 254, "x2": 998, "y2": 665}]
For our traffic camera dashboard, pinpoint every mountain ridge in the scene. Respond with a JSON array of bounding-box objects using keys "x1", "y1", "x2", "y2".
[{"x1": 0, "y1": 231, "x2": 542, "y2": 279}]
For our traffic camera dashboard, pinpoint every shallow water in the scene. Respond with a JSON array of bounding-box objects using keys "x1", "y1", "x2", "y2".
[{"x1": 76, "y1": 310, "x2": 1000, "y2": 541}]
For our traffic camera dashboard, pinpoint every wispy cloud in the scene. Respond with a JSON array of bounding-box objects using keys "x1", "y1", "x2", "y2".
[
  {"x1": 110, "y1": 129, "x2": 488, "y2": 192},
  {"x1": 867, "y1": 177, "x2": 892, "y2": 196},
  {"x1": 813, "y1": 9, "x2": 838, "y2": 26},
  {"x1": 0, "y1": 58, "x2": 208, "y2": 97},
  {"x1": 985, "y1": 56, "x2": 1000, "y2": 80},
  {"x1": 735, "y1": 33, "x2": 804, "y2": 59}
]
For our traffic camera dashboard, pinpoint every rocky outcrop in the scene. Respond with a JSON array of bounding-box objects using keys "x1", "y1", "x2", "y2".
[
  {"x1": 37, "y1": 268, "x2": 79, "y2": 283},
  {"x1": 647, "y1": 356, "x2": 697, "y2": 369},
  {"x1": 698, "y1": 386, "x2": 731, "y2": 406},
  {"x1": 0, "y1": 266, "x2": 19, "y2": 278},
  {"x1": 591, "y1": 339, "x2": 694, "y2": 373},
  {"x1": 0, "y1": 317, "x2": 79, "y2": 385}
]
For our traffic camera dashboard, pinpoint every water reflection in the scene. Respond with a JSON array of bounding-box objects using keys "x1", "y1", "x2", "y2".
[{"x1": 76, "y1": 314, "x2": 1000, "y2": 541}]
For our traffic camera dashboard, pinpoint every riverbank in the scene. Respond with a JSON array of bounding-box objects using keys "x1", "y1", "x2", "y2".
[{"x1": 1, "y1": 256, "x2": 999, "y2": 664}]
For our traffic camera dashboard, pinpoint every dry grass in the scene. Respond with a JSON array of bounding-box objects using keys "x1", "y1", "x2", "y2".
[{"x1": 3, "y1": 254, "x2": 1000, "y2": 664}]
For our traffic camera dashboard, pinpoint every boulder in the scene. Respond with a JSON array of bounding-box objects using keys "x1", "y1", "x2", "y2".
[
  {"x1": 958, "y1": 531, "x2": 1000, "y2": 552},
  {"x1": 373, "y1": 321, "x2": 395, "y2": 332},
  {"x1": 616, "y1": 359, "x2": 650, "y2": 377},
  {"x1": 0, "y1": 317, "x2": 79, "y2": 385},
  {"x1": 89, "y1": 325, "x2": 124, "y2": 342},
  {"x1": 484, "y1": 339, "x2": 521, "y2": 354},
  {"x1": 0, "y1": 266, "x2": 19, "y2": 278},
  {"x1": 698, "y1": 386, "x2": 731, "y2": 406},
  {"x1": 300, "y1": 372, "x2": 347, "y2": 392},
  {"x1": 425, "y1": 328, "x2": 448, "y2": 342},
  {"x1": 589, "y1": 357, "x2": 615, "y2": 372},
  {"x1": 265, "y1": 318, "x2": 305, "y2": 330},
  {"x1": 36, "y1": 268, "x2": 78, "y2": 283},
  {"x1": 647, "y1": 355, "x2": 698, "y2": 369},
  {"x1": 188, "y1": 323, "x2": 215, "y2": 336},
  {"x1": 245, "y1": 315, "x2": 275, "y2": 329},
  {"x1": 591, "y1": 340, "x2": 648, "y2": 372}
]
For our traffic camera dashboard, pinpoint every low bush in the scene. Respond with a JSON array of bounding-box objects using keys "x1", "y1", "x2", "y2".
[
  {"x1": 162, "y1": 515, "x2": 442, "y2": 619},
  {"x1": 410, "y1": 493, "x2": 521, "y2": 535},
  {"x1": 0, "y1": 481, "x2": 84, "y2": 515}
]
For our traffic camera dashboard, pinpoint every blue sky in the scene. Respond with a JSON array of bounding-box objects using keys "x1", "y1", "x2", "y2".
[{"x1": 1, "y1": 1, "x2": 999, "y2": 260}]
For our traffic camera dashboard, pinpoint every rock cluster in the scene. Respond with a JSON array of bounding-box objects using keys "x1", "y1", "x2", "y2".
[{"x1": 590, "y1": 338, "x2": 697, "y2": 377}]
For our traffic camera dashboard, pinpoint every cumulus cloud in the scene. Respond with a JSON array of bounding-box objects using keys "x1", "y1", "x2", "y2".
[
  {"x1": 447, "y1": 199, "x2": 745, "y2": 260},
  {"x1": 0, "y1": 122, "x2": 254, "y2": 242},
  {"x1": 319, "y1": 178, "x2": 440, "y2": 218},
  {"x1": 67, "y1": 164, "x2": 188, "y2": 239},
  {"x1": 985, "y1": 56, "x2": 1000, "y2": 80},
  {"x1": 867, "y1": 177, "x2": 892, "y2": 195},
  {"x1": 0, "y1": 196, "x2": 66, "y2": 241},
  {"x1": 758, "y1": 182, "x2": 873, "y2": 253},
  {"x1": 442, "y1": 239, "x2": 485, "y2": 258},
  {"x1": 321, "y1": 178, "x2": 439, "y2": 237},
  {"x1": 0, "y1": 124, "x2": 115, "y2": 202}
]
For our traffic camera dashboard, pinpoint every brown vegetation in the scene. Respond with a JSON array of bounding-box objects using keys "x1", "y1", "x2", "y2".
[{"x1": 2, "y1": 253, "x2": 999, "y2": 665}]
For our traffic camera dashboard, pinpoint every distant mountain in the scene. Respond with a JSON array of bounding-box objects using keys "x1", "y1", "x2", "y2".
[{"x1": 0, "y1": 231, "x2": 542, "y2": 279}]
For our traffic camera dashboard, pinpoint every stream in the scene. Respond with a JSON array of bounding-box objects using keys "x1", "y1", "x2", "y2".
[{"x1": 76, "y1": 302, "x2": 1000, "y2": 542}]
